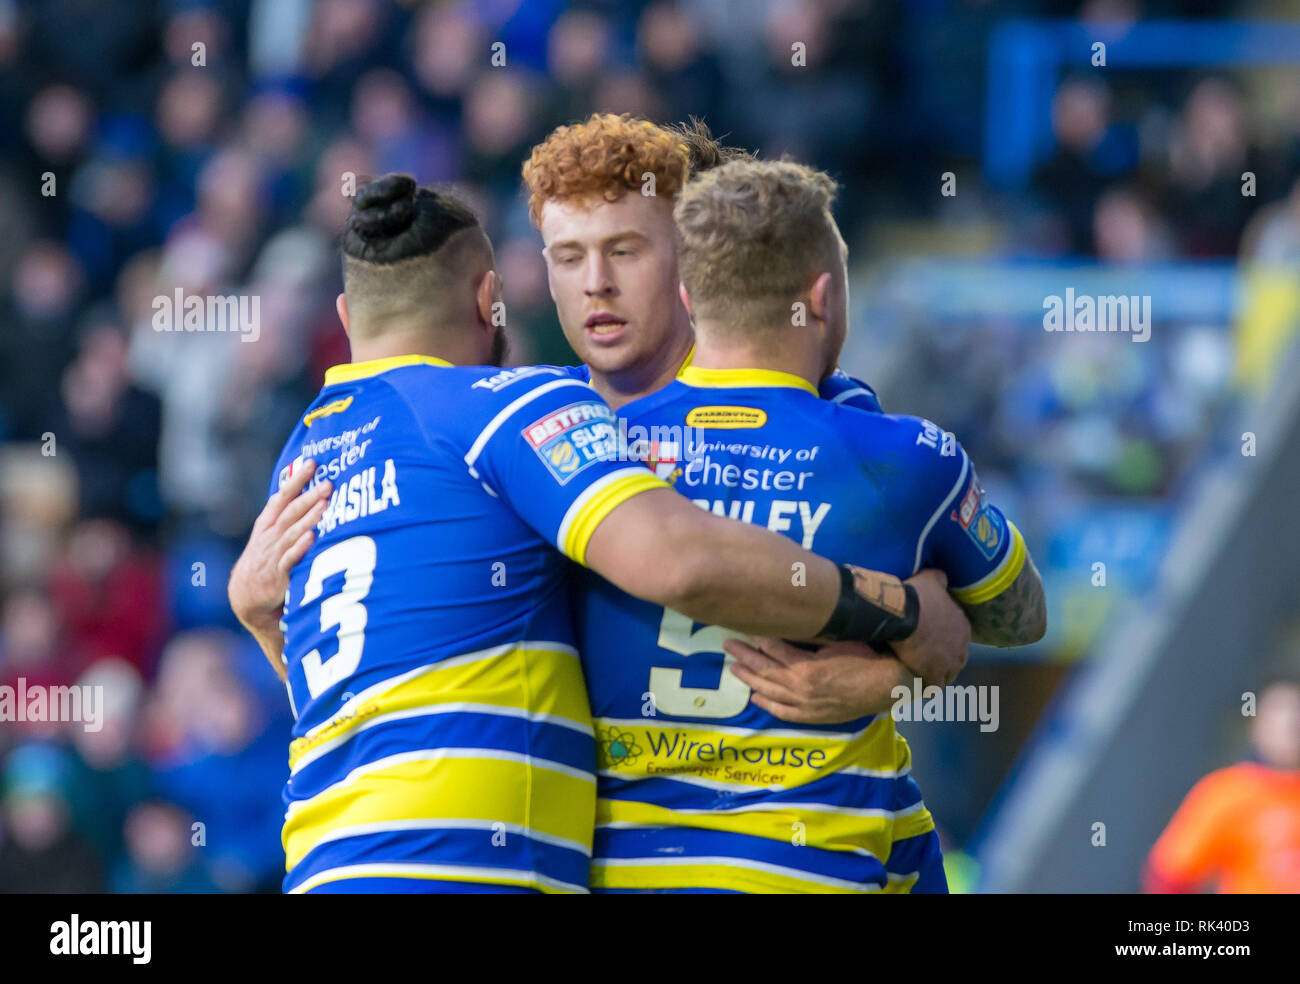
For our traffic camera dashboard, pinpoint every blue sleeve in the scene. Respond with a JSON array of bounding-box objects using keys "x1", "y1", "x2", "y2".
[
  {"x1": 461, "y1": 376, "x2": 666, "y2": 565},
  {"x1": 820, "y1": 368, "x2": 883, "y2": 412},
  {"x1": 527, "y1": 363, "x2": 589, "y2": 382},
  {"x1": 906, "y1": 419, "x2": 1025, "y2": 605}
]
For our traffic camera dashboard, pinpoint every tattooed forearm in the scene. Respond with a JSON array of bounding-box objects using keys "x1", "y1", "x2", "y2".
[{"x1": 961, "y1": 555, "x2": 1047, "y2": 647}]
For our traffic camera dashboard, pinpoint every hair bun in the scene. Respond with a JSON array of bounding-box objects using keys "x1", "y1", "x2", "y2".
[{"x1": 352, "y1": 174, "x2": 419, "y2": 240}]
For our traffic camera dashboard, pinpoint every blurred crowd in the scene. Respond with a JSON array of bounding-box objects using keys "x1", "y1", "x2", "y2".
[{"x1": 2, "y1": 0, "x2": 1300, "y2": 891}]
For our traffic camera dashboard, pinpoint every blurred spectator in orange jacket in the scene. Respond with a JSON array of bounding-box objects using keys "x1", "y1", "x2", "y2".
[{"x1": 1144, "y1": 676, "x2": 1300, "y2": 893}]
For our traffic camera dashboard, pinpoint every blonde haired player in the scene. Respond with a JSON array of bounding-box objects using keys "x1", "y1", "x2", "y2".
[
  {"x1": 228, "y1": 173, "x2": 970, "y2": 893},
  {"x1": 570, "y1": 158, "x2": 1045, "y2": 892}
]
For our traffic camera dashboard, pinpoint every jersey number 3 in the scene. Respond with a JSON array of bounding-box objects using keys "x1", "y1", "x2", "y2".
[
  {"x1": 301, "y1": 535, "x2": 376, "y2": 699},
  {"x1": 649, "y1": 608, "x2": 751, "y2": 719}
]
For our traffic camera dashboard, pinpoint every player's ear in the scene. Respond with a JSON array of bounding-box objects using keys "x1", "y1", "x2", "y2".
[
  {"x1": 475, "y1": 269, "x2": 499, "y2": 330},
  {"x1": 678, "y1": 281, "x2": 694, "y2": 320},
  {"x1": 808, "y1": 272, "x2": 833, "y2": 325},
  {"x1": 335, "y1": 293, "x2": 350, "y2": 335}
]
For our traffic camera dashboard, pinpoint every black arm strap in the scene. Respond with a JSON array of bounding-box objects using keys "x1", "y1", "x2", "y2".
[{"x1": 818, "y1": 564, "x2": 919, "y2": 646}]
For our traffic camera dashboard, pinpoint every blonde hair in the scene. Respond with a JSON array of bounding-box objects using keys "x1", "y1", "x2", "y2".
[
  {"x1": 522, "y1": 113, "x2": 690, "y2": 225},
  {"x1": 673, "y1": 159, "x2": 842, "y2": 331}
]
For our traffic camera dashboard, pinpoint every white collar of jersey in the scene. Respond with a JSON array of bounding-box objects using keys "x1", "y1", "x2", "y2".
[
  {"x1": 324, "y1": 354, "x2": 453, "y2": 385},
  {"x1": 677, "y1": 365, "x2": 818, "y2": 396}
]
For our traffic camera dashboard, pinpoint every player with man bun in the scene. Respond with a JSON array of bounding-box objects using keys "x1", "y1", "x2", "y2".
[{"x1": 231, "y1": 173, "x2": 965, "y2": 893}]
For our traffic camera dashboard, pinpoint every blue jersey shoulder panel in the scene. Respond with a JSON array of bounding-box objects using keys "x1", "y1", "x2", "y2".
[{"x1": 819, "y1": 367, "x2": 883, "y2": 412}]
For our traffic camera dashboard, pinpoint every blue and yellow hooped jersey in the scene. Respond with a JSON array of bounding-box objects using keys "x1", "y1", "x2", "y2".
[
  {"x1": 577, "y1": 365, "x2": 1025, "y2": 893},
  {"x1": 270, "y1": 355, "x2": 665, "y2": 894}
]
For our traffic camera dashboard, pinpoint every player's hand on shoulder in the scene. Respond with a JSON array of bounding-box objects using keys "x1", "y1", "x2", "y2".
[{"x1": 229, "y1": 461, "x2": 332, "y2": 633}]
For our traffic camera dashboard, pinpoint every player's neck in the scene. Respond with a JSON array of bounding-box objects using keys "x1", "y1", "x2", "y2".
[
  {"x1": 587, "y1": 328, "x2": 694, "y2": 410},
  {"x1": 688, "y1": 325, "x2": 822, "y2": 390},
  {"x1": 347, "y1": 326, "x2": 488, "y2": 368}
]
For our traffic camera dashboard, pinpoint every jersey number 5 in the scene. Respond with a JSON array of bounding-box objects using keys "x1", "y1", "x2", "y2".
[
  {"x1": 301, "y1": 535, "x2": 376, "y2": 699},
  {"x1": 649, "y1": 608, "x2": 751, "y2": 719}
]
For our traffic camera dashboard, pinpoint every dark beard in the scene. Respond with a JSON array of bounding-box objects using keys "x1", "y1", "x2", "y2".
[{"x1": 489, "y1": 325, "x2": 510, "y2": 367}]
